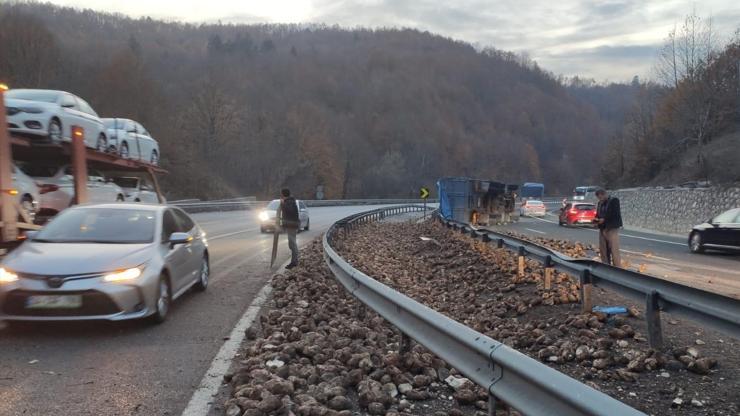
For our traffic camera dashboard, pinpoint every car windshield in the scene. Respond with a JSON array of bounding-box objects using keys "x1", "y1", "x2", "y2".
[
  {"x1": 574, "y1": 190, "x2": 586, "y2": 196},
  {"x1": 266, "y1": 200, "x2": 281, "y2": 210},
  {"x1": 575, "y1": 204, "x2": 595, "y2": 211},
  {"x1": 713, "y1": 208, "x2": 740, "y2": 224},
  {"x1": 6, "y1": 90, "x2": 59, "y2": 103},
  {"x1": 33, "y1": 208, "x2": 156, "y2": 244},
  {"x1": 112, "y1": 177, "x2": 138, "y2": 188}
]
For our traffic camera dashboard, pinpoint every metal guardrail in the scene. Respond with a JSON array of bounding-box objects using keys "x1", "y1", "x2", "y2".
[
  {"x1": 439, "y1": 217, "x2": 740, "y2": 345},
  {"x1": 323, "y1": 205, "x2": 645, "y2": 416},
  {"x1": 174, "y1": 199, "x2": 438, "y2": 213}
]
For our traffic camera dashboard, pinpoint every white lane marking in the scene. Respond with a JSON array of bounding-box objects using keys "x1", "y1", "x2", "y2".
[
  {"x1": 619, "y1": 233, "x2": 686, "y2": 246},
  {"x1": 620, "y1": 248, "x2": 672, "y2": 261},
  {"x1": 181, "y1": 282, "x2": 273, "y2": 416},
  {"x1": 208, "y1": 228, "x2": 257, "y2": 241},
  {"x1": 525, "y1": 228, "x2": 546, "y2": 235},
  {"x1": 530, "y1": 216, "x2": 557, "y2": 224}
]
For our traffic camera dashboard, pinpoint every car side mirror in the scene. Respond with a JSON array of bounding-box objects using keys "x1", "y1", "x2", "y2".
[{"x1": 168, "y1": 232, "x2": 191, "y2": 248}]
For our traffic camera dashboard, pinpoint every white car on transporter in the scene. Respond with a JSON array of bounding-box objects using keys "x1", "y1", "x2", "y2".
[
  {"x1": 111, "y1": 177, "x2": 163, "y2": 204},
  {"x1": 17, "y1": 163, "x2": 126, "y2": 217},
  {"x1": 1, "y1": 165, "x2": 41, "y2": 222},
  {"x1": 102, "y1": 118, "x2": 161, "y2": 165},
  {"x1": 4, "y1": 89, "x2": 109, "y2": 151}
]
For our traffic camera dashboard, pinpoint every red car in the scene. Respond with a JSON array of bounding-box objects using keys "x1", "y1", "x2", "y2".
[{"x1": 559, "y1": 201, "x2": 597, "y2": 226}]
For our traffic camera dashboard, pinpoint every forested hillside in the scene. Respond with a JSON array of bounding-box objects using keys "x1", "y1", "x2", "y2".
[
  {"x1": 600, "y1": 14, "x2": 740, "y2": 187},
  {"x1": 1, "y1": 2, "x2": 614, "y2": 199}
]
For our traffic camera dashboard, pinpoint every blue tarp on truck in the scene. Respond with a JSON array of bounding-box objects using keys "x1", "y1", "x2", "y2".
[
  {"x1": 437, "y1": 177, "x2": 518, "y2": 225},
  {"x1": 521, "y1": 182, "x2": 544, "y2": 199}
]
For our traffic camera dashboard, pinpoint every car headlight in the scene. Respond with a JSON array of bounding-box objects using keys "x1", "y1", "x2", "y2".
[
  {"x1": 103, "y1": 266, "x2": 142, "y2": 282},
  {"x1": 18, "y1": 106, "x2": 44, "y2": 114},
  {"x1": 258, "y1": 211, "x2": 270, "y2": 221},
  {"x1": 0, "y1": 267, "x2": 19, "y2": 284}
]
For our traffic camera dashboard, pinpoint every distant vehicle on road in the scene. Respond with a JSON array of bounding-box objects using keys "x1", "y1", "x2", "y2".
[
  {"x1": 520, "y1": 182, "x2": 544, "y2": 201},
  {"x1": 5, "y1": 89, "x2": 108, "y2": 151},
  {"x1": 573, "y1": 186, "x2": 598, "y2": 202},
  {"x1": 689, "y1": 208, "x2": 740, "y2": 254},
  {"x1": 559, "y1": 201, "x2": 597, "y2": 226},
  {"x1": 3, "y1": 164, "x2": 41, "y2": 222},
  {"x1": 258, "y1": 199, "x2": 309, "y2": 233},
  {"x1": 112, "y1": 176, "x2": 162, "y2": 204},
  {"x1": 102, "y1": 118, "x2": 160, "y2": 165},
  {"x1": 520, "y1": 199, "x2": 547, "y2": 217},
  {"x1": 18, "y1": 163, "x2": 125, "y2": 216},
  {"x1": 0, "y1": 204, "x2": 209, "y2": 323}
]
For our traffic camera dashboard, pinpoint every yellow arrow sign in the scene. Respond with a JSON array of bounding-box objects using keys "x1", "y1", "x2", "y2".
[{"x1": 420, "y1": 186, "x2": 430, "y2": 199}]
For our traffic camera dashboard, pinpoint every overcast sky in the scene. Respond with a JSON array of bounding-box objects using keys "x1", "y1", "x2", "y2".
[{"x1": 46, "y1": 0, "x2": 740, "y2": 82}]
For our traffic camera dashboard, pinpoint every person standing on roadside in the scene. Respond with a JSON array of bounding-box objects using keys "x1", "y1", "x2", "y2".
[
  {"x1": 594, "y1": 188, "x2": 623, "y2": 267},
  {"x1": 280, "y1": 188, "x2": 300, "y2": 269}
]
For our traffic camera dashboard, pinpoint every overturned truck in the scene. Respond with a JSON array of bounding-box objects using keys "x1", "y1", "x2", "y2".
[{"x1": 437, "y1": 177, "x2": 518, "y2": 226}]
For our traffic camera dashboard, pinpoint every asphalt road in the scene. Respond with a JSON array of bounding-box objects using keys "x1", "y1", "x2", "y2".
[
  {"x1": 0, "y1": 205, "x2": 390, "y2": 416},
  {"x1": 497, "y1": 210, "x2": 740, "y2": 298}
]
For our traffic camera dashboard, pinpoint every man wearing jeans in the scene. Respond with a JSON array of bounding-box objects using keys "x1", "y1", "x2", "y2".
[
  {"x1": 279, "y1": 188, "x2": 300, "y2": 269},
  {"x1": 594, "y1": 188, "x2": 623, "y2": 267}
]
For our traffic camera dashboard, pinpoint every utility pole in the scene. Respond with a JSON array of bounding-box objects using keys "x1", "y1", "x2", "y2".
[{"x1": 0, "y1": 83, "x2": 17, "y2": 242}]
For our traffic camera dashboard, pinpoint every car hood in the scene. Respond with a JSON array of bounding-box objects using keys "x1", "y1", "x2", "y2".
[
  {"x1": 5, "y1": 98, "x2": 58, "y2": 110},
  {"x1": 2, "y1": 242, "x2": 155, "y2": 275}
]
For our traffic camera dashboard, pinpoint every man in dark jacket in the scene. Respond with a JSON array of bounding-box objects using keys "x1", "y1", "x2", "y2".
[
  {"x1": 594, "y1": 188, "x2": 623, "y2": 267},
  {"x1": 279, "y1": 188, "x2": 300, "y2": 269}
]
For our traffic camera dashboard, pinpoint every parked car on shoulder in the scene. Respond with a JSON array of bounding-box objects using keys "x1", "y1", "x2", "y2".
[
  {"x1": 102, "y1": 118, "x2": 160, "y2": 165},
  {"x1": 17, "y1": 163, "x2": 125, "y2": 216},
  {"x1": 258, "y1": 199, "x2": 309, "y2": 233},
  {"x1": 112, "y1": 177, "x2": 162, "y2": 204},
  {"x1": 519, "y1": 199, "x2": 547, "y2": 217},
  {"x1": 688, "y1": 208, "x2": 740, "y2": 254},
  {"x1": 5, "y1": 89, "x2": 108, "y2": 151},
  {"x1": 559, "y1": 201, "x2": 597, "y2": 226},
  {"x1": 0, "y1": 204, "x2": 209, "y2": 323},
  {"x1": 1, "y1": 164, "x2": 41, "y2": 222}
]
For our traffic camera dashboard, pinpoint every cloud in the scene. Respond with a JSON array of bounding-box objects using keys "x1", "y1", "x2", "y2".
[{"x1": 44, "y1": 0, "x2": 740, "y2": 81}]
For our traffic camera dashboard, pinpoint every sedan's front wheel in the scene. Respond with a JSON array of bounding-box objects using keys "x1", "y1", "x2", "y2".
[
  {"x1": 150, "y1": 275, "x2": 171, "y2": 324},
  {"x1": 194, "y1": 255, "x2": 209, "y2": 292},
  {"x1": 689, "y1": 232, "x2": 705, "y2": 254}
]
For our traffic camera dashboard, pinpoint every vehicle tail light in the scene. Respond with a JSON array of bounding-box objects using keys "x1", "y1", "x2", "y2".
[
  {"x1": 38, "y1": 184, "x2": 59, "y2": 194},
  {"x1": 569, "y1": 209, "x2": 578, "y2": 215}
]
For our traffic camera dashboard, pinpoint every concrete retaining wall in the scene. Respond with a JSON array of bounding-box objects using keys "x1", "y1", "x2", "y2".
[{"x1": 611, "y1": 187, "x2": 740, "y2": 235}]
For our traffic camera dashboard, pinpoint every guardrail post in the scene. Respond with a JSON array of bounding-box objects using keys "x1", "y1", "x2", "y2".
[
  {"x1": 646, "y1": 291, "x2": 664, "y2": 349},
  {"x1": 544, "y1": 255, "x2": 553, "y2": 290},
  {"x1": 399, "y1": 332, "x2": 411, "y2": 355},
  {"x1": 517, "y1": 246, "x2": 526, "y2": 278},
  {"x1": 580, "y1": 270, "x2": 592, "y2": 313},
  {"x1": 356, "y1": 304, "x2": 366, "y2": 320},
  {"x1": 497, "y1": 238, "x2": 504, "y2": 249},
  {"x1": 482, "y1": 233, "x2": 491, "y2": 242},
  {"x1": 488, "y1": 394, "x2": 498, "y2": 416}
]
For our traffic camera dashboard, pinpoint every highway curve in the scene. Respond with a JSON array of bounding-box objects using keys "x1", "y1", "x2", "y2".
[{"x1": 0, "y1": 206, "x2": 392, "y2": 416}]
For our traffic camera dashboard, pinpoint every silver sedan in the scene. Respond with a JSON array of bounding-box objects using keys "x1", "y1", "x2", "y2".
[{"x1": 0, "y1": 204, "x2": 209, "y2": 324}]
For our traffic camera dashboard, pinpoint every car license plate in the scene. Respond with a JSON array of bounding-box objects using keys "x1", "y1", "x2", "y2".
[{"x1": 26, "y1": 295, "x2": 82, "y2": 309}]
